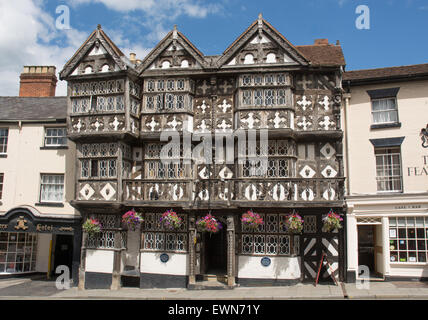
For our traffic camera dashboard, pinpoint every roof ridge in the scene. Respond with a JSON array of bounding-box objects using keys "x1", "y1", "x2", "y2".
[{"x1": 345, "y1": 63, "x2": 428, "y2": 73}]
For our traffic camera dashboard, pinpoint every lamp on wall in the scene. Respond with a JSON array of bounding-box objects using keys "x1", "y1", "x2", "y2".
[{"x1": 421, "y1": 124, "x2": 428, "y2": 148}]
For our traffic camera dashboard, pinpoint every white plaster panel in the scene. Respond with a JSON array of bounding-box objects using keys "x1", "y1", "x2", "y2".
[
  {"x1": 35, "y1": 233, "x2": 52, "y2": 272},
  {"x1": 389, "y1": 265, "x2": 428, "y2": 278},
  {"x1": 85, "y1": 249, "x2": 114, "y2": 273},
  {"x1": 140, "y1": 252, "x2": 188, "y2": 276},
  {"x1": 238, "y1": 256, "x2": 301, "y2": 279}
]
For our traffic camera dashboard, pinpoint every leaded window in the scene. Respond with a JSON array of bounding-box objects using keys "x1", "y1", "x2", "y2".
[
  {"x1": 177, "y1": 79, "x2": 185, "y2": 90},
  {"x1": 243, "y1": 75, "x2": 252, "y2": 86},
  {"x1": 167, "y1": 79, "x2": 174, "y2": 90},
  {"x1": 243, "y1": 90, "x2": 252, "y2": 105},
  {"x1": 146, "y1": 96, "x2": 154, "y2": 110},
  {"x1": 147, "y1": 80, "x2": 155, "y2": 92},
  {"x1": 240, "y1": 214, "x2": 294, "y2": 256},
  {"x1": 265, "y1": 89, "x2": 275, "y2": 106},
  {"x1": 157, "y1": 80, "x2": 164, "y2": 91},
  {"x1": 176, "y1": 95, "x2": 184, "y2": 109},
  {"x1": 165, "y1": 94, "x2": 174, "y2": 109},
  {"x1": 255, "y1": 90, "x2": 263, "y2": 106},
  {"x1": 142, "y1": 213, "x2": 188, "y2": 252}
]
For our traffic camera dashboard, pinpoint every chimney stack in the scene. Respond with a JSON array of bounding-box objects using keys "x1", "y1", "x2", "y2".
[
  {"x1": 19, "y1": 66, "x2": 57, "y2": 97},
  {"x1": 314, "y1": 39, "x2": 329, "y2": 45}
]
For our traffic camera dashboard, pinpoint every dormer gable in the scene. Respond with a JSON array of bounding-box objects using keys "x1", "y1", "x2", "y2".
[
  {"x1": 60, "y1": 25, "x2": 134, "y2": 80},
  {"x1": 218, "y1": 14, "x2": 310, "y2": 68},
  {"x1": 137, "y1": 26, "x2": 206, "y2": 74}
]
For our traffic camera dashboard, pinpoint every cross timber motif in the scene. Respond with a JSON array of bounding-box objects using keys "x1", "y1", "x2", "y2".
[
  {"x1": 197, "y1": 119, "x2": 209, "y2": 131},
  {"x1": 74, "y1": 119, "x2": 83, "y2": 133},
  {"x1": 218, "y1": 99, "x2": 231, "y2": 113},
  {"x1": 219, "y1": 80, "x2": 233, "y2": 94},
  {"x1": 199, "y1": 80, "x2": 210, "y2": 95},
  {"x1": 297, "y1": 96, "x2": 312, "y2": 111},
  {"x1": 111, "y1": 116, "x2": 120, "y2": 131},
  {"x1": 318, "y1": 96, "x2": 330, "y2": 110},
  {"x1": 217, "y1": 119, "x2": 232, "y2": 131},
  {"x1": 147, "y1": 117, "x2": 159, "y2": 131},
  {"x1": 197, "y1": 100, "x2": 209, "y2": 114},
  {"x1": 297, "y1": 116, "x2": 311, "y2": 131},
  {"x1": 270, "y1": 112, "x2": 287, "y2": 128},
  {"x1": 167, "y1": 116, "x2": 182, "y2": 130},
  {"x1": 297, "y1": 76, "x2": 312, "y2": 89},
  {"x1": 241, "y1": 112, "x2": 260, "y2": 129},
  {"x1": 319, "y1": 116, "x2": 334, "y2": 130}
]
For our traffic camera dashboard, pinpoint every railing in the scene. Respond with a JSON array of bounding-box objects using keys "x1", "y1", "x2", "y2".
[{"x1": 122, "y1": 178, "x2": 345, "y2": 204}]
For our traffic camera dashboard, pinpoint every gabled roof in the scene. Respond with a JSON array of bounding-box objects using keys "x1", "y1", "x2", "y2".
[
  {"x1": 216, "y1": 14, "x2": 311, "y2": 67},
  {"x1": 343, "y1": 63, "x2": 428, "y2": 83},
  {"x1": 0, "y1": 97, "x2": 67, "y2": 121},
  {"x1": 296, "y1": 44, "x2": 345, "y2": 67},
  {"x1": 59, "y1": 25, "x2": 131, "y2": 80},
  {"x1": 136, "y1": 26, "x2": 207, "y2": 74}
]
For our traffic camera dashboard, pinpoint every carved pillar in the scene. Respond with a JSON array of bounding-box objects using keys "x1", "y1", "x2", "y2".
[
  {"x1": 110, "y1": 231, "x2": 122, "y2": 290},
  {"x1": 226, "y1": 215, "x2": 236, "y2": 286},
  {"x1": 188, "y1": 214, "x2": 196, "y2": 285},
  {"x1": 78, "y1": 232, "x2": 88, "y2": 290}
]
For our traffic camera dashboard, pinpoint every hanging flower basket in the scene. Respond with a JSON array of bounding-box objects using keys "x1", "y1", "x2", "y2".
[
  {"x1": 122, "y1": 210, "x2": 143, "y2": 231},
  {"x1": 241, "y1": 210, "x2": 264, "y2": 230},
  {"x1": 196, "y1": 214, "x2": 222, "y2": 234},
  {"x1": 82, "y1": 218, "x2": 102, "y2": 236},
  {"x1": 322, "y1": 210, "x2": 343, "y2": 232},
  {"x1": 160, "y1": 209, "x2": 183, "y2": 230},
  {"x1": 284, "y1": 212, "x2": 304, "y2": 234}
]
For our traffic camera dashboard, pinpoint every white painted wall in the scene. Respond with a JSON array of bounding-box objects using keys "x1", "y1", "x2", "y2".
[
  {"x1": 85, "y1": 249, "x2": 114, "y2": 273},
  {"x1": 237, "y1": 256, "x2": 301, "y2": 279},
  {"x1": 389, "y1": 265, "x2": 428, "y2": 278},
  {"x1": 140, "y1": 252, "x2": 188, "y2": 275},
  {"x1": 35, "y1": 233, "x2": 52, "y2": 272}
]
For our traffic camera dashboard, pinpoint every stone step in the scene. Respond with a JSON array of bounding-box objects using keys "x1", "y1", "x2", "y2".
[{"x1": 188, "y1": 280, "x2": 234, "y2": 290}]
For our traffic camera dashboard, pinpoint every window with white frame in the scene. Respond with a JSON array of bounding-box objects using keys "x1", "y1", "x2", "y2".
[
  {"x1": 0, "y1": 128, "x2": 8, "y2": 154},
  {"x1": 40, "y1": 174, "x2": 64, "y2": 203},
  {"x1": 389, "y1": 217, "x2": 428, "y2": 263},
  {"x1": 44, "y1": 127, "x2": 67, "y2": 147},
  {"x1": 371, "y1": 97, "x2": 398, "y2": 124},
  {"x1": 375, "y1": 147, "x2": 402, "y2": 192}
]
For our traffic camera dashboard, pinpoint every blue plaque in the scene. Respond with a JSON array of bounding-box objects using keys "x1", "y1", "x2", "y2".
[
  {"x1": 261, "y1": 257, "x2": 271, "y2": 267},
  {"x1": 160, "y1": 253, "x2": 169, "y2": 263}
]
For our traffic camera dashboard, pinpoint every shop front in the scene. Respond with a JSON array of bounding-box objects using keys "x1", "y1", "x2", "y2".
[
  {"x1": 0, "y1": 206, "x2": 81, "y2": 283},
  {"x1": 347, "y1": 196, "x2": 428, "y2": 282}
]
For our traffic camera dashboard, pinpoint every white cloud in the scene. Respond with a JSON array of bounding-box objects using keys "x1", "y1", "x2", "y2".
[{"x1": 0, "y1": 0, "x2": 87, "y2": 96}]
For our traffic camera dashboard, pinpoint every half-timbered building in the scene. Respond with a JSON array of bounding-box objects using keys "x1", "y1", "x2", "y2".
[{"x1": 60, "y1": 15, "x2": 346, "y2": 289}]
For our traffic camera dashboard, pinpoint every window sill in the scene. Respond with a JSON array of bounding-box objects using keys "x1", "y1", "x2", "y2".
[
  {"x1": 370, "y1": 122, "x2": 401, "y2": 130},
  {"x1": 35, "y1": 202, "x2": 64, "y2": 207},
  {"x1": 40, "y1": 146, "x2": 68, "y2": 150},
  {"x1": 0, "y1": 154, "x2": 7, "y2": 158}
]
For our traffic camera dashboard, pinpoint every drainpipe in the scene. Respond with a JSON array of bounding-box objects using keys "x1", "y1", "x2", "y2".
[{"x1": 342, "y1": 89, "x2": 351, "y2": 196}]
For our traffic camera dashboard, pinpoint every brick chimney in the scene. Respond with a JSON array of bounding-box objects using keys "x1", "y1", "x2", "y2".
[
  {"x1": 19, "y1": 66, "x2": 57, "y2": 97},
  {"x1": 314, "y1": 39, "x2": 329, "y2": 45}
]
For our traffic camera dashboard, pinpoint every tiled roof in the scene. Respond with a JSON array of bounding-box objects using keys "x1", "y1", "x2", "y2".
[
  {"x1": 343, "y1": 63, "x2": 428, "y2": 82},
  {"x1": 0, "y1": 97, "x2": 67, "y2": 121},
  {"x1": 296, "y1": 44, "x2": 346, "y2": 67}
]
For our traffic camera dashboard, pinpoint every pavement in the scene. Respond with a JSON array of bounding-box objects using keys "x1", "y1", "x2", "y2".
[{"x1": 0, "y1": 275, "x2": 428, "y2": 299}]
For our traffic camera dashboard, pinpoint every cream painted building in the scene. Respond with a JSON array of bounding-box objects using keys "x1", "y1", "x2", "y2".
[
  {"x1": 0, "y1": 66, "x2": 81, "y2": 283},
  {"x1": 343, "y1": 64, "x2": 428, "y2": 281}
]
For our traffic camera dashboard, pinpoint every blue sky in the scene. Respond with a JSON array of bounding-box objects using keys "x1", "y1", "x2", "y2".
[{"x1": 0, "y1": 0, "x2": 427, "y2": 96}]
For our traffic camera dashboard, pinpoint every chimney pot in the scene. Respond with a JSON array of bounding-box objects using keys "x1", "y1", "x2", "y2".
[{"x1": 130, "y1": 53, "x2": 136, "y2": 62}]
